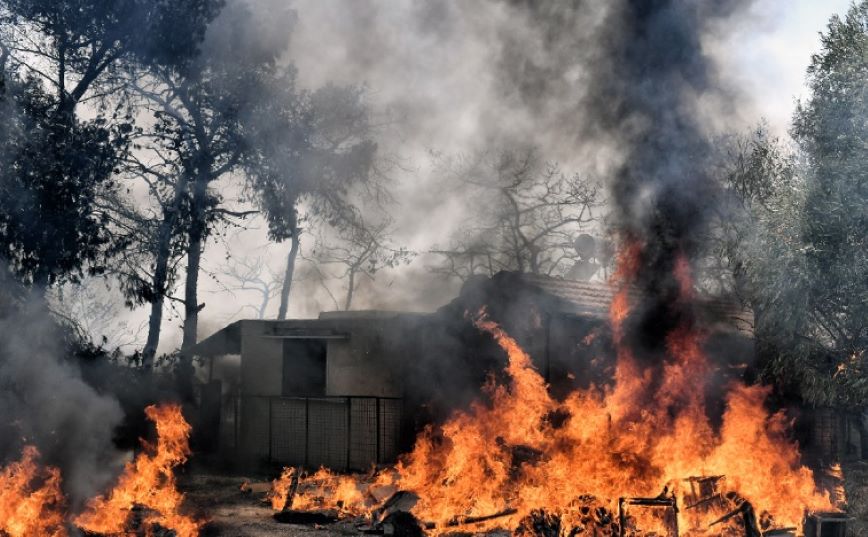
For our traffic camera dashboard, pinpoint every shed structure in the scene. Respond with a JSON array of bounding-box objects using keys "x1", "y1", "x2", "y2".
[{"x1": 189, "y1": 311, "x2": 425, "y2": 470}]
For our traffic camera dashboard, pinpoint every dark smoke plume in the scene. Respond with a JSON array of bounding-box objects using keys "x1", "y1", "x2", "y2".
[{"x1": 586, "y1": 0, "x2": 752, "y2": 353}]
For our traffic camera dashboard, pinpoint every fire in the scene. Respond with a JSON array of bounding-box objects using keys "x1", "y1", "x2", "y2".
[
  {"x1": 270, "y1": 466, "x2": 397, "y2": 517},
  {"x1": 0, "y1": 404, "x2": 200, "y2": 537},
  {"x1": 270, "y1": 467, "x2": 297, "y2": 510},
  {"x1": 273, "y1": 243, "x2": 836, "y2": 535},
  {"x1": 73, "y1": 403, "x2": 202, "y2": 537},
  {"x1": 827, "y1": 463, "x2": 847, "y2": 507},
  {"x1": 0, "y1": 446, "x2": 67, "y2": 537}
]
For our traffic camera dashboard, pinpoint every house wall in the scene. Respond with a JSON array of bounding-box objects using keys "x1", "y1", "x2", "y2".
[
  {"x1": 234, "y1": 317, "x2": 407, "y2": 399},
  {"x1": 325, "y1": 319, "x2": 403, "y2": 397},
  {"x1": 228, "y1": 317, "x2": 408, "y2": 468},
  {"x1": 239, "y1": 320, "x2": 283, "y2": 396}
]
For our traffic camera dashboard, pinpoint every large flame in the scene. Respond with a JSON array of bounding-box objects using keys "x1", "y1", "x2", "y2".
[
  {"x1": 0, "y1": 446, "x2": 67, "y2": 537},
  {"x1": 274, "y1": 243, "x2": 835, "y2": 535},
  {"x1": 73, "y1": 403, "x2": 202, "y2": 537},
  {"x1": 0, "y1": 403, "x2": 201, "y2": 537}
]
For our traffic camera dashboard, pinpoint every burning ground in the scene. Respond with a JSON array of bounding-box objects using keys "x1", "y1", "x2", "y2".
[
  {"x1": 0, "y1": 1, "x2": 865, "y2": 536},
  {"x1": 0, "y1": 244, "x2": 846, "y2": 537}
]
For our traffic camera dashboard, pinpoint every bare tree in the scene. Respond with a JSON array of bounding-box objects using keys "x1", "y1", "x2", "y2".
[
  {"x1": 430, "y1": 147, "x2": 605, "y2": 281},
  {"x1": 305, "y1": 213, "x2": 413, "y2": 310},
  {"x1": 48, "y1": 279, "x2": 147, "y2": 353},
  {"x1": 214, "y1": 253, "x2": 282, "y2": 319},
  {"x1": 700, "y1": 125, "x2": 797, "y2": 297},
  {"x1": 102, "y1": 148, "x2": 190, "y2": 367}
]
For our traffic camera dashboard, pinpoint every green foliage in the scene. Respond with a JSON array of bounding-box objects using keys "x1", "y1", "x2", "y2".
[
  {"x1": 0, "y1": 71, "x2": 126, "y2": 286},
  {"x1": 246, "y1": 82, "x2": 378, "y2": 243},
  {"x1": 702, "y1": 125, "x2": 797, "y2": 296},
  {"x1": 724, "y1": 2, "x2": 868, "y2": 408},
  {"x1": 0, "y1": 0, "x2": 223, "y2": 288},
  {"x1": 785, "y1": 1, "x2": 868, "y2": 407},
  {"x1": 2, "y1": 0, "x2": 223, "y2": 73}
]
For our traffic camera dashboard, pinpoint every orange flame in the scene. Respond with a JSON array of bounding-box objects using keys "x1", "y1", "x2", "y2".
[
  {"x1": 73, "y1": 403, "x2": 202, "y2": 537},
  {"x1": 1, "y1": 405, "x2": 202, "y2": 536},
  {"x1": 270, "y1": 466, "x2": 395, "y2": 517},
  {"x1": 827, "y1": 463, "x2": 847, "y2": 507},
  {"x1": 273, "y1": 242, "x2": 834, "y2": 535},
  {"x1": 0, "y1": 446, "x2": 67, "y2": 537},
  {"x1": 270, "y1": 467, "x2": 298, "y2": 510}
]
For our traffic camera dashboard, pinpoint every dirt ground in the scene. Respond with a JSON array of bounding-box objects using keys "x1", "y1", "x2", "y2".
[
  {"x1": 182, "y1": 468, "x2": 868, "y2": 537},
  {"x1": 182, "y1": 473, "x2": 359, "y2": 537}
]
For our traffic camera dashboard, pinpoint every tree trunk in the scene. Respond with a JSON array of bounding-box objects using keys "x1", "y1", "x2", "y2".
[
  {"x1": 258, "y1": 290, "x2": 269, "y2": 319},
  {"x1": 859, "y1": 411, "x2": 868, "y2": 460},
  {"x1": 141, "y1": 176, "x2": 188, "y2": 369},
  {"x1": 141, "y1": 239, "x2": 170, "y2": 367},
  {"x1": 182, "y1": 232, "x2": 203, "y2": 349},
  {"x1": 177, "y1": 176, "x2": 207, "y2": 402},
  {"x1": 277, "y1": 230, "x2": 300, "y2": 320},
  {"x1": 344, "y1": 268, "x2": 356, "y2": 310},
  {"x1": 182, "y1": 178, "x2": 207, "y2": 350}
]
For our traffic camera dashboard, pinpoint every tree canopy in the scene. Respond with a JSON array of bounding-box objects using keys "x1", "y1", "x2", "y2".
[
  {"x1": 729, "y1": 2, "x2": 868, "y2": 407},
  {"x1": 0, "y1": 0, "x2": 222, "y2": 288}
]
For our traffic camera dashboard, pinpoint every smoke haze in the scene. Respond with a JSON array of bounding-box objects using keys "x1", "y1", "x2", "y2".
[
  {"x1": 197, "y1": 0, "x2": 753, "y2": 322},
  {"x1": 46, "y1": 0, "x2": 852, "y2": 351},
  {"x1": 0, "y1": 280, "x2": 124, "y2": 507}
]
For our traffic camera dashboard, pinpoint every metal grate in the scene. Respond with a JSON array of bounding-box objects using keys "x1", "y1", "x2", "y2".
[
  {"x1": 226, "y1": 395, "x2": 404, "y2": 471},
  {"x1": 219, "y1": 394, "x2": 239, "y2": 451},
  {"x1": 240, "y1": 397, "x2": 270, "y2": 459},
  {"x1": 307, "y1": 398, "x2": 349, "y2": 469},
  {"x1": 270, "y1": 398, "x2": 307, "y2": 465},
  {"x1": 349, "y1": 398, "x2": 378, "y2": 470},
  {"x1": 379, "y1": 399, "x2": 403, "y2": 462}
]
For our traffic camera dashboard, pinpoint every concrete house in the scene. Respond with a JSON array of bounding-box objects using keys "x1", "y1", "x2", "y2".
[{"x1": 190, "y1": 311, "x2": 426, "y2": 470}]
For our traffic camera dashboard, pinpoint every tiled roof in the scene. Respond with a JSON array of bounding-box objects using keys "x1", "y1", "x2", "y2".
[
  {"x1": 506, "y1": 272, "x2": 754, "y2": 335},
  {"x1": 516, "y1": 273, "x2": 620, "y2": 317}
]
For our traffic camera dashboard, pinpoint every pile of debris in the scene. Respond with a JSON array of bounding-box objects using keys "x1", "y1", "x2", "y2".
[{"x1": 242, "y1": 468, "x2": 849, "y2": 537}]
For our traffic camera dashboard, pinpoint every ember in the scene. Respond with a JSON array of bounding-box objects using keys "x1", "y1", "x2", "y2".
[{"x1": 271, "y1": 243, "x2": 838, "y2": 536}]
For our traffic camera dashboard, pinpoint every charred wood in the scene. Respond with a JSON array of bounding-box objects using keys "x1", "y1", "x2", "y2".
[
  {"x1": 374, "y1": 491, "x2": 420, "y2": 523},
  {"x1": 382, "y1": 511, "x2": 425, "y2": 537},
  {"x1": 618, "y1": 489, "x2": 679, "y2": 537},
  {"x1": 281, "y1": 466, "x2": 302, "y2": 512},
  {"x1": 515, "y1": 509, "x2": 561, "y2": 537},
  {"x1": 273, "y1": 509, "x2": 339, "y2": 525},
  {"x1": 709, "y1": 500, "x2": 761, "y2": 537},
  {"x1": 420, "y1": 508, "x2": 519, "y2": 530}
]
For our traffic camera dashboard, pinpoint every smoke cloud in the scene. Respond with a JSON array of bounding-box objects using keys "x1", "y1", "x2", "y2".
[
  {"x1": 179, "y1": 0, "x2": 760, "y2": 323},
  {"x1": 575, "y1": 1, "x2": 753, "y2": 356},
  {"x1": 49, "y1": 0, "x2": 827, "y2": 348},
  {"x1": 0, "y1": 272, "x2": 124, "y2": 507}
]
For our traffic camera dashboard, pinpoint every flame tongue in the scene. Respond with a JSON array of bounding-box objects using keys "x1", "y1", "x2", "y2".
[
  {"x1": 73, "y1": 403, "x2": 201, "y2": 537},
  {"x1": 0, "y1": 446, "x2": 67, "y2": 537}
]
